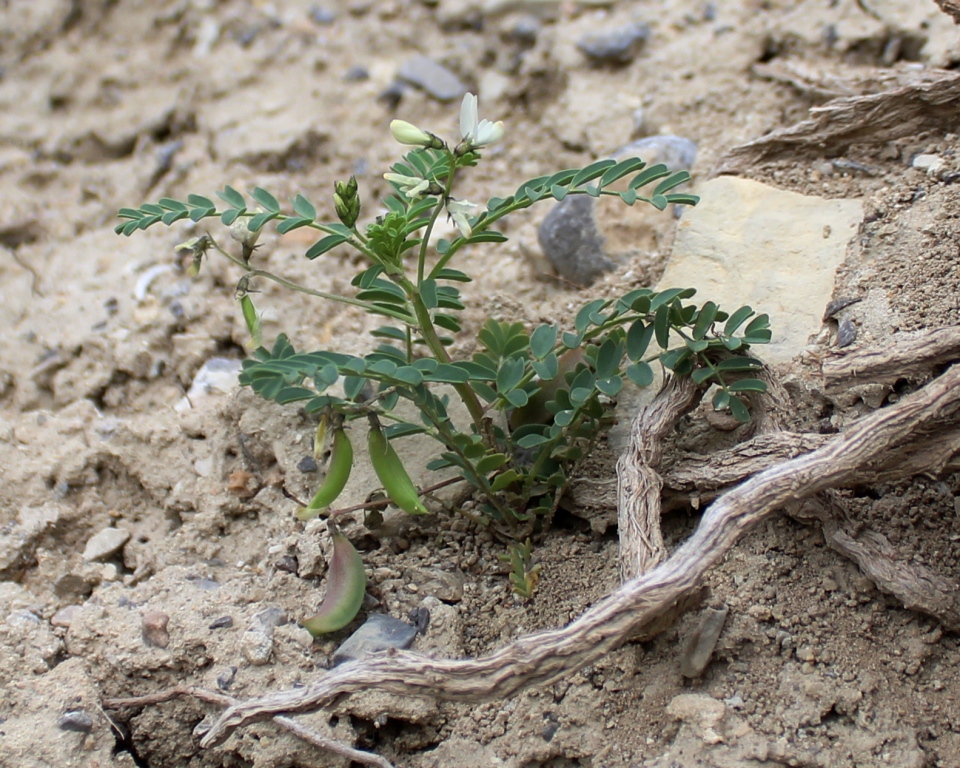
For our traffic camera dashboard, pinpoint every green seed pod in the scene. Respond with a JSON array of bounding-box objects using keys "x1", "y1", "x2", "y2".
[
  {"x1": 367, "y1": 417, "x2": 429, "y2": 515},
  {"x1": 301, "y1": 522, "x2": 366, "y2": 636},
  {"x1": 238, "y1": 294, "x2": 262, "y2": 349},
  {"x1": 298, "y1": 426, "x2": 353, "y2": 521}
]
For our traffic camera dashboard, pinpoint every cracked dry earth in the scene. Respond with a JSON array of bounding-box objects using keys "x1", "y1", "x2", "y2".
[{"x1": 3, "y1": 0, "x2": 960, "y2": 766}]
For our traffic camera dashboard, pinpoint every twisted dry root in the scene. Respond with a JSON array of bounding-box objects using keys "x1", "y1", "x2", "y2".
[
  {"x1": 104, "y1": 327, "x2": 960, "y2": 763},
  {"x1": 188, "y1": 360, "x2": 960, "y2": 748}
]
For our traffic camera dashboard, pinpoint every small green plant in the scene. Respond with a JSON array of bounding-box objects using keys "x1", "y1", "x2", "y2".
[
  {"x1": 117, "y1": 95, "x2": 769, "y2": 625},
  {"x1": 499, "y1": 538, "x2": 541, "y2": 600}
]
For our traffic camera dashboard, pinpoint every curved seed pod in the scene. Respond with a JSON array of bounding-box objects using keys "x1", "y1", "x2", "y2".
[
  {"x1": 368, "y1": 418, "x2": 429, "y2": 515},
  {"x1": 298, "y1": 426, "x2": 353, "y2": 521},
  {"x1": 301, "y1": 522, "x2": 366, "y2": 636}
]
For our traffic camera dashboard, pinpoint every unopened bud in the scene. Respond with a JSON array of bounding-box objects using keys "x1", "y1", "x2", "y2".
[
  {"x1": 334, "y1": 176, "x2": 361, "y2": 228},
  {"x1": 229, "y1": 218, "x2": 261, "y2": 263},
  {"x1": 389, "y1": 119, "x2": 446, "y2": 150}
]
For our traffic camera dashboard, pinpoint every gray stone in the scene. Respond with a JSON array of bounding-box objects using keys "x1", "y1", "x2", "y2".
[
  {"x1": 332, "y1": 613, "x2": 419, "y2": 665},
  {"x1": 537, "y1": 136, "x2": 698, "y2": 286},
  {"x1": 298, "y1": 456, "x2": 319, "y2": 473},
  {"x1": 308, "y1": 5, "x2": 336, "y2": 24},
  {"x1": 538, "y1": 195, "x2": 612, "y2": 286},
  {"x1": 660, "y1": 176, "x2": 863, "y2": 366},
  {"x1": 81, "y1": 527, "x2": 130, "y2": 562},
  {"x1": 577, "y1": 22, "x2": 650, "y2": 64},
  {"x1": 343, "y1": 65, "x2": 370, "y2": 82},
  {"x1": 679, "y1": 604, "x2": 729, "y2": 678},
  {"x1": 216, "y1": 666, "x2": 237, "y2": 690},
  {"x1": 208, "y1": 615, "x2": 234, "y2": 630},
  {"x1": 253, "y1": 606, "x2": 288, "y2": 630},
  {"x1": 58, "y1": 710, "x2": 94, "y2": 733},
  {"x1": 837, "y1": 315, "x2": 857, "y2": 348},
  {"x1": 912, "y1": 153, "x2": 945, "y2": 177},
  {"x1": 241, "y1": 607, "x2": 287, "y2": 665},
  {"x1": 397, "y1": 55, "x2": 467, "y2": 102}
]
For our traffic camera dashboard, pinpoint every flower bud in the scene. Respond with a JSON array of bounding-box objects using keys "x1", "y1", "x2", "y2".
[
  {"x1": 334, "y1": 176, "x2": 361, "y2": 228},
  {"x1": 389, "y1": 119, "x2": 446, "y2": 149},
  {"x1": 229, "y1": 218, "x2": 261, "y2": 263}
]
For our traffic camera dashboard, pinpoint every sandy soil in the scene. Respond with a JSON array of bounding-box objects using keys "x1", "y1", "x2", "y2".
[{"x1": 2, "y1": 1, "x2": 960, "y2": 766}]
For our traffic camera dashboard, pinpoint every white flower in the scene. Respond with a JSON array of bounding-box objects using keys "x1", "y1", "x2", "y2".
[
  {"x1": 459, "y1": 93, "x2": 504, "y2": 149},
  {"x1": 390, "y1": 119, "x2": 435, "y2": 147},
  {"x1": 446, "y1": 199, "x2": 482, "y2": 238},
  {"x1": 383, "y1": 172, "x2": 430, "y2": 198}
]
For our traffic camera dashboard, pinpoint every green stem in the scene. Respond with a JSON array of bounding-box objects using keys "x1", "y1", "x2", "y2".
[
  {"x1": 401, "y1": 278, "x2": 489, "y2": 436},
  {"x1": 421, "y1": 400, "x2": 514, "y2": 520},
  {"x1": 211, "y1": 240, "x2": 414, "y2": 323},
  {"x1": 417, "y1": 157, "x2": 457, "y2": 284}
]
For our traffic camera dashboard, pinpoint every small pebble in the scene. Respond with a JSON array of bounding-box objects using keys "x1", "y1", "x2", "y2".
[
  {"x1": 275, "y1": 555, "x2": 299, "y2": 574},
  {"x1": 837, "y1": 315, "x2": 857, "y2": 348},
  {"x1": 343, "y1": 65, "x2": 370, "y2": 82},
  {"x1": 332, "y1": 613, "x2": 419, "y2": 665},
  {"x1": 6, "y1": 609, "x2": 41, "y2": 626},
  {"x1": 408, "y1": 606, "x2": 430, "y2": 633},
  {"x1": 577, "y1": 22, "x2": 651, "y2": 65},
  {"x1": 217, "y1": 666, "x2": 237, "y2": 690},
  {"x1": 82, "y1": 527, "x2": 131, "y2": 562},
  {"x1": 298, "y1": 456, "x2": 319, "y2": 473},
  {"x1": 54, "y1": 573, "x2": 94, "y2": 600},
  {"x1": 254, "y1": 607, "x2": 288, "y2": 630},
  {"x1": 241, "y1": 607, "x2": 287, "y2": 666},
  {"x1": 142, "y1": 610, "x2": 170, "y2": 648},
  {"x1": 680, "y1": 604, "x2": 729, "y2": 678},
  {"x1": 241, "y1": 628, "x2": 275, "y2": 665},
  {"x1": 403, "y1": 567, "x2": 466, "y2": 603},
  {"x1": 504, "y1": 15, "x2": 540, "y2": 45},
  {"x1": 397, "y1": 55, "x2": 467, "y2": 102},
  {"x1": 208, "y1": 616, "x2": 234, "y2": 630},
  {"x1": 58, "y1": 710, "x2": 94, "y2": 733}
]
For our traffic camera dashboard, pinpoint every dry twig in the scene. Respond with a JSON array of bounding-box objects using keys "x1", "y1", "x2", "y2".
[{"x1": 103, "y1": 685, "x2": 395, "y2": 768}]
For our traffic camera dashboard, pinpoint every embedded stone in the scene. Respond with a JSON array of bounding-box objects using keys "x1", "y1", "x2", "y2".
[{"x1": 81, "y1": 527, "x2": 130, "y2": 562}]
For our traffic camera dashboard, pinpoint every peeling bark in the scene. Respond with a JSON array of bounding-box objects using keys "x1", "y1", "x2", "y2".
[{"x1": 715, "y1": 73, "x2": 960, "y2": 173}]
